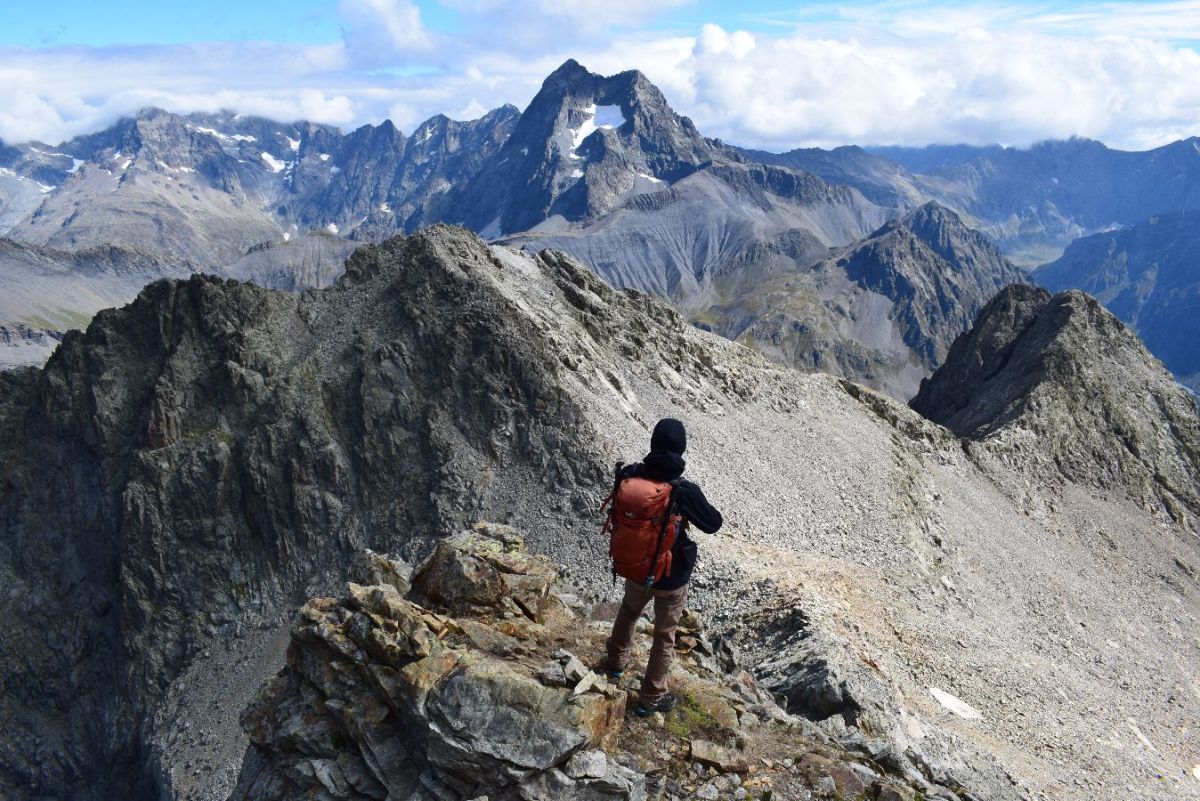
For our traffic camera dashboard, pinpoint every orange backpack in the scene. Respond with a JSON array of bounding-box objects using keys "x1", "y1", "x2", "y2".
[{"x1": 601, "y1": 468, "x2": 682, "y2": 587}]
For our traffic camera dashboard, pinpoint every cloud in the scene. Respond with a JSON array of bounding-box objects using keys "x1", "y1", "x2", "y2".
[
  {"x1": 2, "y1": 2, "x2": 1200, "y2": 150},
  {"x1": 678, "y1": 23, "x2": 1200, "y2": 149},
  {"x1": 339, "y1": 0, "x2": 432, "y2": 59}
]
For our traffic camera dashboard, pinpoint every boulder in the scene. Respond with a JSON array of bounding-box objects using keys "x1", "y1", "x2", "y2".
[
  {"x1": 689, "y1": 739, "x2": 748, "y2": 774},
  {"x1": 350, "y1": 548, "x2": 413, "y2": 595},
  {"x1": 409, "y1": 524, "x2": 559, "y2": 621}
]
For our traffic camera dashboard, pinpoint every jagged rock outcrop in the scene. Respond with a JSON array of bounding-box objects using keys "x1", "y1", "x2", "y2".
[
  {"x1": 235, "y1": 525, "x2": 640, "y2": 801},
  {"x1": 911, "y1": 283, "x2": 1200, "y2": 523},
  {"x1": 0, "y1": 227, "x2": 625, "y2": 799}
]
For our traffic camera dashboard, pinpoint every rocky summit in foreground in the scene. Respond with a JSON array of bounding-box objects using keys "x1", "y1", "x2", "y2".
[{"x1": 0, "y1": 226, "x2": 1198, "y2": 801}]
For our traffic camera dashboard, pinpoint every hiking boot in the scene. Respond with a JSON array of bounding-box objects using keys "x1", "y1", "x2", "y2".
[
  {"x1": 635, "y1": 692, "x2": 678, "y2": 716},
  {"x1": 598, "y1": 660, "x2": 624, "y2": 680}
]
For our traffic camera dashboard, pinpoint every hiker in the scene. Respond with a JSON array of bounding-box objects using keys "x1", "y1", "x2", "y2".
[{"x1": 601, "y1": 418, "x2": 723, "y2": 716}]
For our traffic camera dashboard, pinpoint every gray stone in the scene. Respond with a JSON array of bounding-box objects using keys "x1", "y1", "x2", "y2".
[{"x1": 566, "y1": 750, "x2": 608, "y2": 780}]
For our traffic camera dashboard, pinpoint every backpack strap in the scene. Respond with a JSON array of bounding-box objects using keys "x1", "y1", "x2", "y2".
[
  {"x1": 599, "y1": 461, "x2": 626, "y2": 536},
  {"x1": 600, "y1": 462, "x2": 627, "y2": 585},
  {"x1": 644, "y1": 480, "x2": 682, "y2": 589}
]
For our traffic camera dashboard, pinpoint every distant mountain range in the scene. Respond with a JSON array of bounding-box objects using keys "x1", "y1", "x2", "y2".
[
  {"x1": 2, "y1": 59, "x2": 1199, "y2": 397},
  {"x1": 786, "y1": 137, "x2": 1200, "y2": 268},
  {"x1": 1034, "y1": 211, "x2": 1200, "y2": 393}
]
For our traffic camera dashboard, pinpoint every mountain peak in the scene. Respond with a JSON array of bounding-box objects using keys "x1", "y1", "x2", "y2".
[
  {"x1": 912, "y1": 283, "x2": 1200, "y2": 522},
  {"x1": 435, "y1": 60, "x2": 725, "y2": 234},
  {"x1": 546, "y1": 57, "x2": 590, "y2": 82},
  {"x1": 901, "y1": 200, "x2": 962, "y2": 227}
]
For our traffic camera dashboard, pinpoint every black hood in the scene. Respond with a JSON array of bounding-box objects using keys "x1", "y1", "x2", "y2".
[
  {"x1": 650, "y1": 418, "x2": 686, "y2": 454},
  {"x1": 643, "y1": 418, "x2": 686, "y2": 481}
]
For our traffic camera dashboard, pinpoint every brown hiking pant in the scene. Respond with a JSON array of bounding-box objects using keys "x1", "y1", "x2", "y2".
[{"x1": 605, "y1": 578, "x2": 688, "y2": 704}]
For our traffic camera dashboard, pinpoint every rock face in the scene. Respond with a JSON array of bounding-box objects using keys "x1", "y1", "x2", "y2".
[
  {"x1": 911, "y1": 283, "x2": 1200, "y2": 522},
  {"x1": 301, "y1": 106, "x2": 521, "y2": 236},
  {"x1": 0, "y1": 227, "x2": 618, "y2": 800},
  {"x1": 705, "y1": 202, "x2": 1026, "y2": 399},
  {"x1": 1034, "y1": 210, "x2": 1200, "y2": 393},
  {"x1": 431, "y1": 59, "x2": 736, "y2": 236}
]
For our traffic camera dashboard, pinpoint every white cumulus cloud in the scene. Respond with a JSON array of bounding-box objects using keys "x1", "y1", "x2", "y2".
[{"x1": 676, "y1": 23, "x2": 1200, "y2": 149}]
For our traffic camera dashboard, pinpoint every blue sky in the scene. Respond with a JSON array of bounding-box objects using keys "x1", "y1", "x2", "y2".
[
  {"x1": 3, "y1": 1, "x2": 1200, "y2": 150},
  {"x1": 4, "y1": 1, "x2": 876, "y2": 47}
]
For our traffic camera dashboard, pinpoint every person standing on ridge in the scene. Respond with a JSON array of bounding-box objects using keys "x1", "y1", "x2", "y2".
[{"x1": 601, "y1": 418, "x2": 723, "y2": 716}]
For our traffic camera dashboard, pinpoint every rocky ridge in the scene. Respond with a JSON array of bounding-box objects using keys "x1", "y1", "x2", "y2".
[
  {"x1": 0, "y1": 227, "x2": 1197, "y2": 800},
  {"x1": 911, "y1": 283, "x2": 1200, "y2": 524}
]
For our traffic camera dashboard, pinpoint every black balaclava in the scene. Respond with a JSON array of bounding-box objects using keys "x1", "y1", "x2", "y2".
[{"x1": 643, "y1": 418, "x2": 686, "y2": 480}]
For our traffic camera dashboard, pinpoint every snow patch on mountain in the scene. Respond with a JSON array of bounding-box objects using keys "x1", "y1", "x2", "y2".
[
  {"x1": 570, "y1": 103, "x2": 627, "y2": 160},
  {"x1": 195, "y1": 127, "x2": 256, "y2": 143},
  {"x1": 260, "y1": 152, "x2": 286, "y2": 173},
  {"x1": 156, "y1": 161, "x2": 195, "y2": 174},
  {"x1": 929, "y1": 688, "x2": 983, "y2": 720}
]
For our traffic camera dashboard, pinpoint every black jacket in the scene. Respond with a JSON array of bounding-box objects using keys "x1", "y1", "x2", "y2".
[{"x1": 617, "y1": 454, "x2": 723, "y2": 590}]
